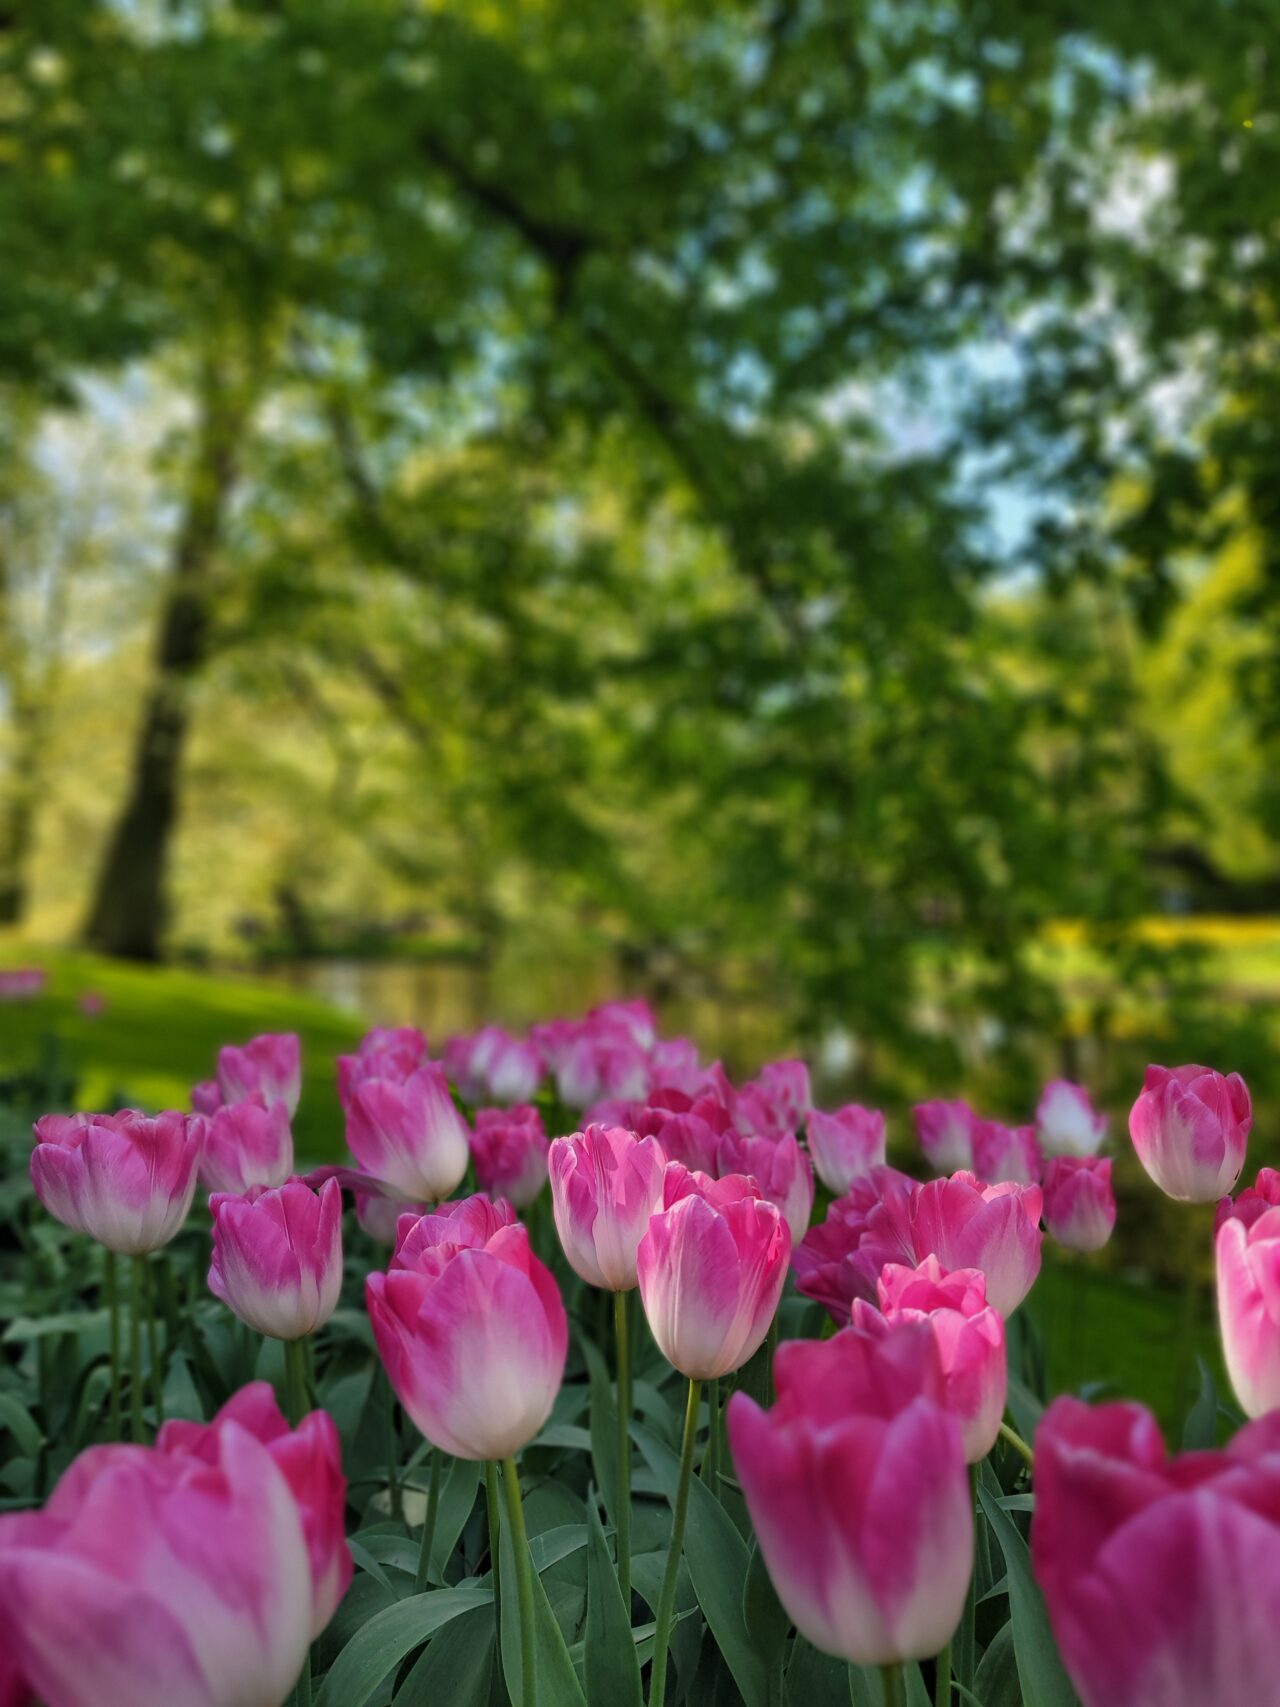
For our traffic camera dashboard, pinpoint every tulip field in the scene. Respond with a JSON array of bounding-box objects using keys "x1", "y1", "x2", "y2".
[{"x1": 0, "y1": 1001, "x2": 1272, "y2": 1707}]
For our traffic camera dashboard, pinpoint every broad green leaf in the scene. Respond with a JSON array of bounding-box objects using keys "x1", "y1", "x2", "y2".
[
  {"x1": 0, "y1": 1393, "x2": 43, "y2": 1457},
  {"x1": 393, "y1": 1605, "x2": 494, "y2": 1707},
  {"x1": 585, "y1": 1498, "x2": 643, "y2": 1707},
  {"x1": 584, "y1": 1337, "x2": 621, "y2": 1533},
  {"x1": 497, "y1": 1482, "x2": 588, "y2": 1707},
  {"x1": 313, "y1": 1583, "x2": 493, "y2": 1707},
  {"x1": 977, "y1": 1488, "x2": 1078, "y2": 1707},
  {"x1": 1181, "y1": 1359, "x2": 1219, "y2": 1451},
  {"x1": 973, "y1": 1621, "x2": 1022, "y2": 1707},
  {"x1": 786, "y1": 1638, "x2": 853, "y2": 1706},
  {"x1": 742, "y1": 1538, "x2": 790, "y2": 1672}
]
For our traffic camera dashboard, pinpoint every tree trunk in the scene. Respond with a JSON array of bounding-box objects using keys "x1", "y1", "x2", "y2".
[{"x1": 82, "y1": 357, "x2": 248, "y2": 960}]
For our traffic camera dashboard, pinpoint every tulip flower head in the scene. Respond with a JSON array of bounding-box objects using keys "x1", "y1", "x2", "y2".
[
  {"x1": 209, "y1": 1178, "x2": 343, "y2": 1341},
  {"x1": 31, "y1": 1110, "x2": 203, "y2": 1255},
  {"x1": 345, "y1": 1063, "x2": 471, "y2": 1203},
  {"x1": 716, "y1": 1128, "x2": 815, "y2": 1244},
  {"x1": 971, "y1": 1119, "x2": 1042, "y2": 1187},
  {"x1": 913, "y1": 1100, "x2": 978, "y2": 1175},
  {"x1": 727, "y1": 1319, "x2": 972, "y2": 1665},
  {"x1": 1036, "y1": 1080, "x2": 1108, "y2": 1158},
  {"x1": 637, "y1": 1169, "x2": 790, "y2": 1379},
  {"x1": 548, "y1": 1125, "x2": 669, "y2": 1290},
  {"x1": 1032, "y1": 1397, "x2": 1280, "y2": 1707},
  {"x1": 1129, "y1": 1063, "x2": 1251, "y2": 1203},
  {"x1": 1217, "y1": 1205, "x2": 1280, "y2": 1419},
  {"x1": 338, "y1": 1027, "x2": 428, "y2": 1110},
  {"x1": 197, "y1": 1097, "x2": 294, "y2": 1195},
  {"x1": 734, "y1": 1058, "x2": 812, "y2": 1138},
  {"x1": 909, "y1": 1171, "x2": 1043, "y2": 1317},
  {"x1": 217, "y1": 1033, "x2": 302, "y2": 1118},
  {"x1": 1217, "y1": 1165, "x2": 1280, "y2": 1235},
  {"x1": 367, "y1": 1195, "x2": 567, "y2": 1460},
  {"x1": 471, "y1": 1104, "x2": 549, "y2": 1209},
  {"x1": 792, "y1": 1167, "x2": 917, "y2": 1327},
  {"x1": 806, "y1": 1103, "x2": 887, "y2": 1194},
  {"x1": 1042, "y1": 1156, "x2": 1116, "y2": 1253}
]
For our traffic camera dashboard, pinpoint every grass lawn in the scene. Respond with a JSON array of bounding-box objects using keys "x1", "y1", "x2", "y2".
[{"x1": 0, "y1": 945, "x2": 365, "y2": 1158}]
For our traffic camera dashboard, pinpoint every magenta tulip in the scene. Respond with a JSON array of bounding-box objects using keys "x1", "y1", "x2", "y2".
[
  {"x1": 156, "y1": 1383, "x2": 352, "y2": 1638},
  {"x1": 1217, "y1": 1205, "x2": 1280, "y2": 1418},
  {"x1": 1032, "y1": 1396, "x2": 1280, "y2": 1706},
  {"x1": 1036, "y1": 1079, "x2": 1108, "y2": 1158},
  {"x1": 734, "y1": 1058, "x2": 812, "y2": 1138},
  {"x1": 192, "y1": 1079, "x2": 223, "y2": 1115},
  {"x1": 637, "y1": 1172, "x2": 790, "y2": 1378},
  {"x1": 1042, "y1": 1157, "x2": 1116, "y2": 1253},
  {"x1": 1217, "y1": 1165, "x2": 1280, "y2": 1234},
  {"x1": 913, "y1": 1099, "x2": 978, "y2": 1175},
  {"x1": 649, "y1": 1036, "x2": 705, "y2": 1095},
  {"x1": 471, "y1": 1104, "x2": 549, "y2": 1210},
  {"x1": 0, "y1": 1382, "x2": 347, "y2": 1707},
  {"x1": 217, "y1": 1032, "x2": 301, "y2": 1118},
  {"x1": 910, "y1": 1171, "x2": 1043, "y2": 1317},
  {"x1": 971, "y1": 1119, "x2": 1042, "y2": 1186},
  {"x1": 338, "y1": 1026, "x2": 428, "y2": 1110},
  {"x1": 196, "y1": 1097, "x2": 294, "y2": 1195},
  {"x1": 792, "y1": 1167, "x2": 917, "y2": 1326},
  {"x1": 0, "y1": 1655, "x2": 25, "y2": 1707},
  {"x1": 859, "y1": 1256, "x2": 1006, "y2": 1462},
  {"x1": 1129, "y1": 1063, "x2": 1251, "y2": 1202},
  {"x1": 548, "y1": 1125, "x2": 669, "y2": 1290},
  {"x1": 716, "y1": 1128, "x2": 815, "y2": 1244},
  {"x1": 346, "y1": 1063, "x2": 470, "y2": 1202},
  {"x1": 31, "y1": 1111, "x2": 203, "y2": 1255},
  {"x1": 806, "y1": 1103, "x2": 886, "y2": 1194},
  {"x1": 727, "y1": 1320, "x2": 972, "y2": 1665},
  {"x1": 367, "y1": 1196, "x2": 567, "y2": 1460},
  {"x1": 209, "y1": 1179, "x2": 343, "y2": 1341}
]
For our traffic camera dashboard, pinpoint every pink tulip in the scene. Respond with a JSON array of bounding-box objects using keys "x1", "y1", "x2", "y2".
[
  {"x1": 471, "y1": 1105, "x2": 549, "y2": 1209},
  {"x1": 156, "y1": 1383, "x2": 352, "y2": 1638},
  {"x1": 391, "y1": 1193, "x2": 516, "y2": 1268},
  {"x1": 192, "y1": 1079, "x2": 223, "y2": 1115},
  {"x1": 716, "y1": 1129, "x2": 815, "y2": 1244},
  {"x1": 734, "y1": 1059, "x2": 812, "y2": 1138},
  {"x1": 1036, "y1": 1079, "x2": 1108, "y2": 1158},
  {"x1": 1217, "y1": 1205, "x2": 1280, "y2": 1418},
  {"x1": 910, "y1": 1171, "x2": 1043, "y2": 1317},
  {"x1": 727, "y1": 1319, "x2": 972, "y2": 1665},
  {"x1": 339, "y1": 1027, "x2": 428, "y2": 1110},
  {"x1": 1129, "y1": 1063, "x2": 1251, "y2": 1203},
  {"x1": 588, "y1": 997, "x2": 659, "y2": 1049},
  {"x1": 209, "y1": 1180, "x2": 343, "y2": 1341},
  {"x1": 1042, "y1": 1157, "x2": 1116, "y2": 1252},
  {"x1": 632, "y1": 1091, "x2": 727, "y2": 1175},
  {"x1": 649, "y1": 1036, "x2": 705, "y2": 1095},
  {"x1": 1217, "y1": 1166, "x2": 1280, "y2": 1234},
  {"x1": 858, "y1": 1256, "x2": 1007, "y2": 1462},
  {"x1": 792, "y1": 1167, "x2": 917, "y2": 1326},
  {"x1": 196, "y1": 1097, "x2": 294, "y2": 1195},
  {"x1": 217, "y1": 1032, "x2": 302, "y2": 1118},
  {"x1": 30, "y1": 1111, "x2": 203, "y2": 1255},
  {"x1": 637, "y1": 1171, "x2": 790, "y2": 1378},
  {"x1": 367, "y1": 1196, "x2": 567, "y2": 1460},
  {"x1": 971, "y1": 1119, "x2": 1042, "y2": 1186},
  {"x1": 913, "y1": 1099, "x2": 978, "y2": 1174},
  {"x1": 346, "y1": 1064, "x2": 471, "y2": 1202},
  {"x1": 806, "y1": 1104, "x2": 887, "y2": 1194},
  {"x1": 0, "y1": 1383, "x2": 346, "y2": 1707},
  {"x1": 1032, "y1": 1396, "x2": 1280, "y2": 1707},
  {"x1": 548, "y1": 1125, "x2": 669, "y2": 1290},
  {"x1": 0, "y1": 1654, "x2": 25, "y2": 1707}
]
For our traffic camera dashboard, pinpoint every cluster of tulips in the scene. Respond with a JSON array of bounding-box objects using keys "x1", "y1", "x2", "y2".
[{"x1": 1, "y1": 1001, "x2": 1276, "y2": 1707}]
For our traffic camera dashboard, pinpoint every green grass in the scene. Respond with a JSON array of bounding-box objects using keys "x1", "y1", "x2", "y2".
[{"x1": 0, "y1": 946, "x2": 365, "y2": 1158}]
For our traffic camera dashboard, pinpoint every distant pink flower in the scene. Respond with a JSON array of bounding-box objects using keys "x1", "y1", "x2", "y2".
[
  {"x1": 638, "y1": 1170, "x2": 790, "y2": 1378},
  {"x1": 471, "y1": 1105, "x2": 549, "y2": 1209},
  {"x1": 806, "y1": 1104, "x2": 887, "y2": 1194},
  {"x1": 913, "y1": 1100, "x2": 978, "y2": 1175},
  {"x1": 648, "y1": 1037, "x2": 705, "y2": 1095},
  {"x1": 217, "y1": 1033, "x2": 302, "y2": 1118},
  {"x1": 971, "y1": 1120, "x2": 1042, "y2": 1186},
  {"x1": 548, "y1": 1126, "x2": 669, "y2": 1290},
  {"x1": 345, "y1": 1064, "x2": 471, "y2": 1203},
  {"x1": 338, "y1": 1027, "x2": 427, "y2": 1110},
  {"x1": 192, "y1": 1079, "x2": 223, "y2": 1116},
  {"x1": 197, "y1": 1098, "x2": 294, "y2": 1195},
  {"x1": 77, "y1": 990, "x2": 106, "y2": 1020},
  {"x1": 368, "y1": 1198, "x2": 567, "y2": 1460},
  {"x1": 1032, "y1": 1397, "x2": 1280, "y2": 1706},
  {"x1": 716, "y1": 1129, "x2": 815, "y2": 1244},
  {"x1": 1042, "y1": 1157, "x2": 1116, "y2": 1252},
  {"x1": 1217, "y1": 1205, "x2": 1280, "y2": 1419},
  {"x1": 1129, "y1": 1063, "x2": 1251, "y2": 1203},
  {"x1": 910, "y1": 1171, "x2": 1043, "y2": 1317},
  {"x1": 31, "y1": 1111, "x2": 203, "y2": 1255},
  {"x1": 727, "y1": 1319, "x2": 971, "y2": 1665},
  {"x1": 1036, "y1": 1080, "x2": 1108, "y2": 1158},
  {"x1": 1217, "y1": 1166, "x2": 1280, "y2": 1235},
  {"x1": 209, "y1": 1180, "x2": 343, "y2": 1341},
  {"x1": 0, "y1": 968, "x2": 45, "y2": 1001},
  {"x1": 734, "y1": 1059, "x2": 812, "y2": 1138},
  {"x1": 588, "y1": 998, "x2": 658, "y2": 1049},
  {"x1": 792, "y1": 1167, "x2": 917, "y2": 1326}
]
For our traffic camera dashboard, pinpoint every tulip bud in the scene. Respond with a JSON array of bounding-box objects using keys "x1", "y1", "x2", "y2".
[
  {"x1": 1042, "y1": 1157, "x2": 1116, "y2": 1252},
  {"x1": 727, "y1": 1320, "x2": 972, "y2": 1666},
  {"x1": 971, "y1": 1120, "x2": 1042, "y2": 1186},
  {"x1": 471, "y1": 1105, "x2": 549, "y2": 1210},
  {"x1": 346, "y1": 1064, "x2": 471, "y2": 1203},
  {"x1": 1036, "y1": 1080, "x2": 1108, "y2": 1158},
  {"x1": 1217, "y1": 1166, "x2": 1280, "y2": 1234},
  {"x1": 367, "y1": 1197, "x2": 567, "y2": 1460},
  {"x1": 548, "y1": 1126, "x2": 669, "y2": 1291},
  {"x1": 1129, "y1": 1063, "x2": 1251, "y2": 1203},
  {"x1": 913, "y1": 1100, "x2": 978, "y2": 1175},
  {"x1": 716, "y1": 1129, "x2": 815, "y2": 1244},
  {"x1": 1217, "y1": 1205, "x2": 1280, "y2": 1419},
  {"x1": 217, "y1": 1032, "x2": 302, "y2": 1118},
  {"x1": 197, "y1": 1098, "x2": 294, "y2": 1195},
  {"x1": 31, "y1": 1111, "x2": 203, "y2": 1255},
  {"x1": 637, "y1": 1171, "x2": 790, "y2": 1379},
  {"x1": 805, "y1": 1104, "x2": 887, "y2": 1194},
  {"x1": 910, "y1": 1171, "x2": 1043, "y2": 1317},
  {"x1": 209, "y1": 1179, "x2": 343, "y2": 1341},
  {"x1": 1032, "y1": 1396, "x2": 1280, "y2": 1707}
]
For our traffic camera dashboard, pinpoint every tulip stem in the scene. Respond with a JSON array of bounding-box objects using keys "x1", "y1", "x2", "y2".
[
  {"x1": 501, "y1": 1457, "x2": 537, "y2": 1707},
  {"x1": 383, "y1": 1371, "x2": 404, "y2": 1525},
  {"x1": 998, "y1": 1421, "x2": 1035, "y2": 1471},
  {"x1": 614, "y1": 1288, "x2": 633, "y2": 1610},
  {"x1": 877, "y1": 1664, "x2": 907, "y2": 1707},
  {"x1": 485, "y1": 1461, "x2": 504, "y2": 1657},
  {"x1": 104, "y1": 1249, "x2": 122, "y2": 1440},
  {"x1": 934, "y1": 1639, "x2": 951, "y2": 1706},
  {"x1": 284, "y1": 1336, "x2": 309, "y2": 1428},
  {"x1": 142, "y1": 1255, "x2": 165, "y2": 1425},
  {"x1": 416, "y1": 1446, "x2": 442, "y2": 1591},
  {"x1": 648, "y1": 1376, "x2": 702, "y2": 1707},
  {"x1": 702, "y1": 1378, "x2": 720, "y2": 1492},
  {"x1": 129, "y1": 1255, "x2": 145, "y2": 1442}
]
